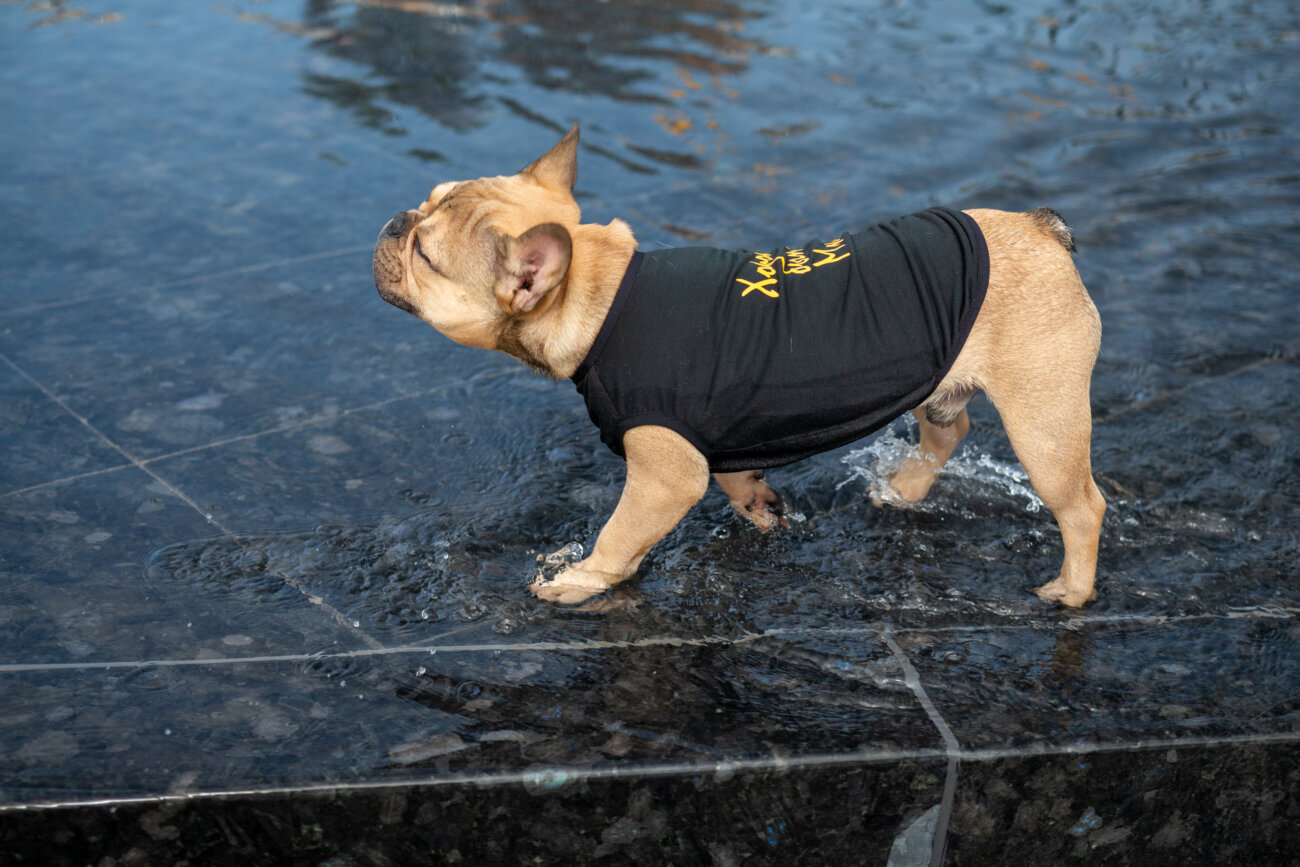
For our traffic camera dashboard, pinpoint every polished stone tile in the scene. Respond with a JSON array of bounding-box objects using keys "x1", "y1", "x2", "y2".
[
  {"x1": 0, "y1": 755, "x2": 949, "y2": 866},
  {"x1": 1, "y1": 631, "x2": 938, "y2": 804},
  {"x1": 0, "y1": 468, "x2": 364, "y2": 665},
  {"x1": 138, "y1": 363, "x2": 575, "y2": 526},
  {"x1": 0, "y1": 360, "x2": 127, "y2": 495},
  {"x1": 944, "y1": 740, "x2": 1300, "y2": 864},
  {"x1": 900, "y1": 617, "x2": 1300, "y2": 751},
  {"x1": 0, "y1": 657, "x2": 435, "y2": 802},
  {"x1": 391, "y1": 634, "x2": 938, "y2": 767},
  {"x1": 0, "y1": 250, "x2": 467, "y2": 461}
]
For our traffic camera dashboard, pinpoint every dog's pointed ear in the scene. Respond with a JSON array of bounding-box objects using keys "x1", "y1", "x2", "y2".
[
  {"x1": 520, "y1": 124, "x2": 579, "y2": 192},
  {"x1": 493, "y1": 223, "x2": 573, "y2": 314}
]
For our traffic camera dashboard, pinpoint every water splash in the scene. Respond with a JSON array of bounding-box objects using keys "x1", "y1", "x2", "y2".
[
  {"x1": 937, "y1": 452, "x2": 1043, "y2": 513},
  {"x1": 838, "y1": 423, "x2": 1043, "y2": 514}
]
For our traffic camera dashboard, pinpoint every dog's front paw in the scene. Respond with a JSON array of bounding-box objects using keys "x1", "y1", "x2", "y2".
[
  {"x1": 741, "y1": 497, "x2": 786, "y2": 531},
  {"x1": 1033, "y1": 577, "x2": 1097, "y2": 608},
  {"x1": 719, "y1": 470, "x2": 787, "y2": 531},
  {"x1": 540, "y1": 541, "x2": 584, "y2": 567},
  {"x1": 530, "y1": 560, "x2": 621, "y2": 605}
]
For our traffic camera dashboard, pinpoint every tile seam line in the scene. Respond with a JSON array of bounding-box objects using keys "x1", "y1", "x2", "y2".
[
  {"x1": 2, "y1": 244, "x2": 377, "y2": 317},
  {"x1": 1, "y1": 608, "x2": 1287, "y2": 673},
  {"x1": 881, "y1": 631, "x2": 960, "y2": 867},
  {"x1": 0, "y1": 747, "x2": 953, "y2": 814},
  {"x1": 0, "y1": 461, "x2": 136, "y2": 501},
  {"x1": 6, "y1": 730, "x2": 1296, "y2": 815},
  {"x1": 0, "y1": 632, "x2": 772, "y2": 674},
  {"x1": 770, "y1": 609, "x2": 1300, "y2": 635}
]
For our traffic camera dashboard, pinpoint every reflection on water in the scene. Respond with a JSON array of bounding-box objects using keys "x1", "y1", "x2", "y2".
[
  {"x1": 292, "y1": 0, "x2": 770, "y2": 171},
  {"x1": 12, "y1": 0, "x2": 122, "y2": 28}
]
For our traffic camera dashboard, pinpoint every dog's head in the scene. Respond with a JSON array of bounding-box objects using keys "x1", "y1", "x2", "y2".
[{"x1": 373, "y1": 125, "x2": 583, "y2": 355}]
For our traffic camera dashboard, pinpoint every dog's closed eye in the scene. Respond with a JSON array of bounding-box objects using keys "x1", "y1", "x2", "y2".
[{"x1": 413, "y1": 236, "x2": 442, "y2": 275}]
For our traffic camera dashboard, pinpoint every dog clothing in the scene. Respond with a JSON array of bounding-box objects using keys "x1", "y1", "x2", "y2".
[{"x1": 570, "y1": 206, "x2": 989, "y2": 473}]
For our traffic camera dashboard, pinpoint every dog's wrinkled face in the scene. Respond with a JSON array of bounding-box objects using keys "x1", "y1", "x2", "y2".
[{"x1": 372, "y1": 127, "x2": 582, "y2": 353}]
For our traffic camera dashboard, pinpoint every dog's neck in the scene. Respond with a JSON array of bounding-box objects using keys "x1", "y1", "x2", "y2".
[{"x1": 504, "y1": 219, "x2": 638, "y2": 379}]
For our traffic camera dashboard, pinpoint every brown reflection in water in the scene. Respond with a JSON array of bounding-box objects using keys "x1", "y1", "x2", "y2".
[
  {"x1": 1045, "y1": 625, "x2": 1096, "y2": 691},
  {"x1": 286, "y1": 0, "x2": 770, "y2": 167}
]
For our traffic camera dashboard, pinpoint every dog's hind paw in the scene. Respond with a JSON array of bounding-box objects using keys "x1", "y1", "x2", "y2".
[
  {"x1": 880, "y1": 460, "x2": 944, "y2": 505},
  {"x1": 868, "y1": 481, "x2": 915, "y2": 510}
]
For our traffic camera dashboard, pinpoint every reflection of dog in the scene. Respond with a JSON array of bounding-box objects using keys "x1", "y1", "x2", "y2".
[{"x1": 373, "y1": 126, "x2": 1105, "y2": 607}]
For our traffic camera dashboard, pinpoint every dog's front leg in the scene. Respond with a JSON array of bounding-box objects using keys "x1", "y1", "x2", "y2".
[{"x1": 530, "y1": 426, "x2": 708, "y2": 604}]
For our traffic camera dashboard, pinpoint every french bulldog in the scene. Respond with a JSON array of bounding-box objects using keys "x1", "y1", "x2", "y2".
[{"x1": 373, "y1": 126, "x2": 1105, "y2": 607}]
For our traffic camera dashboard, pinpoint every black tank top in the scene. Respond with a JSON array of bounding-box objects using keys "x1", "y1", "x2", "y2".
[{"x1": 570, "y1": 207, "x2": 989, "y2": 472}]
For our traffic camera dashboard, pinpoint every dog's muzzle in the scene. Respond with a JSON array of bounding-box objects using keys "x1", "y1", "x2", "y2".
[{"x1": 373, "y1": 210, "x2": 419, "y2": 314}]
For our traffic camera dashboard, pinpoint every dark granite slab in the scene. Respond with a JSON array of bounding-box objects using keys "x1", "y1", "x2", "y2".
[
  {"x1": 946, "y1": 741, "x2": 1300, "y2": 864},
  {"x1": 0, "y1": 758, "x2": 952, "y2": 866},
  {"x1": 0, "y1": 467, "x2": 367, "y2": 666}
]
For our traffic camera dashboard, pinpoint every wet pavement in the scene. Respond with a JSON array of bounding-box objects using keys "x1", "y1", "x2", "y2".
[{"x1": 2, "y1": 0, "x2": 1299, "y2": 863}]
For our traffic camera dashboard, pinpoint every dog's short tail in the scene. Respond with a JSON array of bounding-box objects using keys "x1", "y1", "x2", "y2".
[{"x1": 1026, "y1": 207, "x2": 1076, "y2": 253}]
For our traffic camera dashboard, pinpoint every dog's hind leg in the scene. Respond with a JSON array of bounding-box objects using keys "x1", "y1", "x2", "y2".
[
  {"x1": 984, "y1": 357, "x2": 1105, "y2": 607},
  {"x1": 884, "y1": 387, "x2": 976, "y2": 504},
  {"x1": 962, "y1": 207, "x2": 1105, "y2": 607}
]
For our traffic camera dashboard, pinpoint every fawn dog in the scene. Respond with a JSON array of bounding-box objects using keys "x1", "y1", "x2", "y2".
[{"x1": 373, "y1": 126, "x2": 1104, "y2": 607}]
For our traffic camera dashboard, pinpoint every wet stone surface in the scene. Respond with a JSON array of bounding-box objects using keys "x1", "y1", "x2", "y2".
[
  {"x1": 945, "y1": 742, "x2": 1300, "y2": 864},
  {"x1": 3, "y1": 0, "x2": 1300, "y2": 861},
  {"x1": 0, "y1": 759, "x2": 953, "y2": 866}
]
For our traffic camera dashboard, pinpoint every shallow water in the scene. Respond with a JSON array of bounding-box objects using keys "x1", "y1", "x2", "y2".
[{"x1": 2, "y1": 0, "x2": 1299, "y2": 859}]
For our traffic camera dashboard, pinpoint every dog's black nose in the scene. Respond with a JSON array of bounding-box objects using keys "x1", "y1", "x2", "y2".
[{"x1": 381, "y1": 210, "x2": 415, "y2": 240}]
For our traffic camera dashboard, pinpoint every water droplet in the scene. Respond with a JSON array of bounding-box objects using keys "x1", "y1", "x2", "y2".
[
  {"x1": 456, "y1": 600, "x2": 489, "y2": 622},
  {"x1": 493, "y1": 617, "x2": 524, "y2": 635}
]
